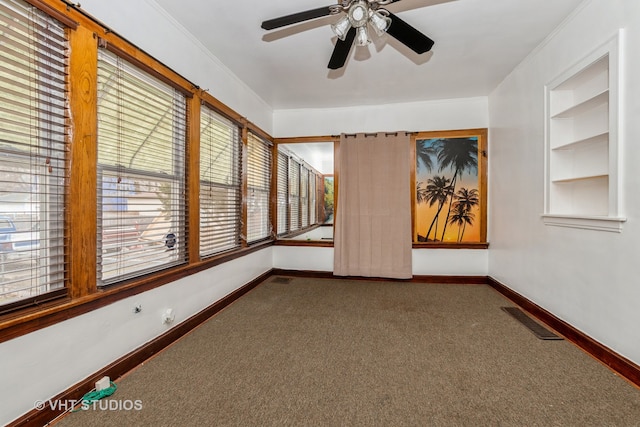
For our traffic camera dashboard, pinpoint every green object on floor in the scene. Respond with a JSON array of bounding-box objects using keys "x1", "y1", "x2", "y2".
[{"x1": 72, "y1": 382, "x2": 117, "y2": 412}]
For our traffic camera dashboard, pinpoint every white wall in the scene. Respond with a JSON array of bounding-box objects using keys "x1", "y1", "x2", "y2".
[
  {"x1": 78, "y1": 0, "x2": 273, "y2": 134},
  {"x1": 273, "y1": 96, "x2": 488, "y2": 137},
  {"x1": 413, "y1": 250, "x2": 488, "y2": 276},
  {"x1": 1, "y1": 248, "x2": 272, "y2": 425},
  {"x1": 273, "y1": 246, "x2": 334, "y2": 271},
  {"x1": 488, "y1": 0, "x2": 640, "y2": 364},
  {"x1": 272, "y1": 246, "x2": 488, "y2": 276}
]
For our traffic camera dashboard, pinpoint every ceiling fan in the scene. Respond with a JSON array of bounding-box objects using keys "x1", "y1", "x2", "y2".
[{"x1": 261, "y1": 0, "x2": 435, "y2": 70}]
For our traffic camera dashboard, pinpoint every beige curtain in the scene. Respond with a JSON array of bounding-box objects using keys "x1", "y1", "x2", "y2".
[{"x1": 334, "y1": 132, "x2": 412, "y2": 279}]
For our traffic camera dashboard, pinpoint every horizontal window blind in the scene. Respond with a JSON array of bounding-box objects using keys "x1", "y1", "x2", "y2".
[
  {"x1": 0, "y1": 0, "x2": 68, "y2": 309},
  {"x1": 199, "y1": 105, "x2": 241, "y2": 256},
  {"x1": 97, "y1": 48, "x2": 187, "y2": 285},
  {"x1": 300, "y1": 166, "x2": 309, "y2": 229},
  {"x1": 289, "y1": 158, "x2": 301, "y2": 232},
  {"x1": 246, "y1": 132, "x2": 272, "y2": 243},
  {"x1": 276, "y1": 151, "x2": 289, "y2": 236},
  {"x1": 276, "y1": 147, "x2": 325, "y2": 236}
]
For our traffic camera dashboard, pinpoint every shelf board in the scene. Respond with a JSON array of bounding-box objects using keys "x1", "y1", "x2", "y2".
[
  {"x1": 542, "y1": 214, "x2": 626, "y2": 232},
  {"x1": 551, "y1": 90, "x2": 608, "y2": 119},
  {"x1": 551, "y1": 174, "x2": 608, "y2": 184},
  {"x1": 551, "y1": 131, "x2": 608, "y2": 151}
]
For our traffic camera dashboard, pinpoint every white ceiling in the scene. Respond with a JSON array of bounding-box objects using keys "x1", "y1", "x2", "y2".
[{"x1": 153, "y1": 0, "x2": 584, "y2": 110}]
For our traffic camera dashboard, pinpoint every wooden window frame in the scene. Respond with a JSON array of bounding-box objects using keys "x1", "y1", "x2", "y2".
[
  {"x1": 412, "y1": 129, "x2": 488, "y2": 249},
  {"x1": 273, "y1": 132, "x2": 488, "y2": 249},
  {"x1": 0, "y1": 0, "x2": 275, "y2": 341},
  {"x1": 273, "y1": 137, "x2": 336, "y2": 241}
]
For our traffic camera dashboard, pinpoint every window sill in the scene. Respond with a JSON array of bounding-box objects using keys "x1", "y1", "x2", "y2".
[
  {"x1": 541, "y1": 214, "x2": 627, "y2": 232},
  {"x1": 412, "y1": 242, "x2": 489, "y2": 249},
  {"x1": 274, "y1": 239, "x2": 334, "y2": 247},
  {"x1": 277, "y1": 224, "x2": 321, "y2": 239}
]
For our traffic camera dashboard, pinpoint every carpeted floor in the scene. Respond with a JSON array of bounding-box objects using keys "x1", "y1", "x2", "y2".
[{"x1": 56, "y1": 277, "x2": 640, "y2": 426}]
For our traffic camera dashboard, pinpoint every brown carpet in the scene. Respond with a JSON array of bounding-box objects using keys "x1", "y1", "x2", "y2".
[{"x1": 56, "y1": 277, "x2": 640, "y2": 426}]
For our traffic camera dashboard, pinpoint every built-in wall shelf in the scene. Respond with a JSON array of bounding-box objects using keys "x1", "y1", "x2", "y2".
[
  {"x1": 543, "y1": 30, "x2": 625, "y2": 232},
  {"x1": 551, "y1": 174, "x2": 608, "y2": 184},
  {"x1": 541, "y1": 214, "x2": 626, "y2": 232},
  {"x1": 551, "y1": 131, "x2": 608, "y2": 151},
  {"x1": 550, "y1": 89, "x2": 608, "y2": 119}
]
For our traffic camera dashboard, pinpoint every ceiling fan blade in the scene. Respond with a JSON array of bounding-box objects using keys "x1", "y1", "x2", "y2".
[
  {"x1": 328, "y1": 27, "x2": 356, "y2": 70},
  {"x1": 386, "y1": 12, "x2": 434, "y2": 54},
  {"x1": 261, "y1": 6, "x2": 333, "y2": 30}
]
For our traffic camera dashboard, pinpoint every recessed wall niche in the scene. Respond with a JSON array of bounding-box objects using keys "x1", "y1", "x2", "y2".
[{"x1": 543, "y1": 30, "x2": 626, "y2": 232}]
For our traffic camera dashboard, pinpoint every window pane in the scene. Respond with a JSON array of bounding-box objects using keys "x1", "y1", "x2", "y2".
[
  {"x1": 309, "y1": 171, "x2": 317, "y2": 225},
  {"x1": 289, "y1": 159, "x2": 300, "y2": 232},
  {"x1": 300, "y1": 166, "x2": 309, "y2": 228},
  {"x1": 0, "y1": 0, "x2": 67, "y2": 306},
  {"x1": 199, "y1": 106, "x2": 241, "y2": 256},
  {"x1": 97, "y1": 49, "x2": 186, "y2": 285},
  {"x1": 246, "y1": 132, "x2": 271, "y2": 243},
  {"x1": 276, "y1": 152, "x2": 289, "y2": 236}
]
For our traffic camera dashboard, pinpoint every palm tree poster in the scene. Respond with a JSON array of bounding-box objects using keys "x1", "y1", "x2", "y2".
[{"x1": 414, "y1": 130, "x2": 487, "y2": 243}]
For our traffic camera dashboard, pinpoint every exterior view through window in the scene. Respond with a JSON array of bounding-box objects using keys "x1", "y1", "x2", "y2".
[
  {"x1": 199, "y1": 105, "x2": 242, "y2": 256},
  {"x1": 0, "y1": 0, "x2": 68, "y2": 307},
  {"x1": 246, "y1": 132, "x2": 272, "y2": 243},
  {"x1": 96, "y1": 49, "x2": 187, "y2": 285}
]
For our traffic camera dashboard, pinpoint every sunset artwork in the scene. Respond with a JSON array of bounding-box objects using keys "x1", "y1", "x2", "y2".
[{"x1": 414, "y1": 135, "x2": 482, "y2": 243}]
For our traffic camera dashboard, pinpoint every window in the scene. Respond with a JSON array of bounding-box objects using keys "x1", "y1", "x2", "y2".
[
  {"x1": 323, "y1": 176, "x2": 334, "y2": 224},
  {"x1": 309, "y1": 172, "x2": 317, "y2": 226},
  {"x1": 276, "y1": 145, "x2": 324, "y2": 237},
  {"x1": 1, "y1": 1, "x2": 289, "y2": 332},
  {"x1": 276, "y1": 151, "x2": 289, "y2": 236},
  {"x1": 0, "y1": 0, "x2": 68, "y2": 308},
  {"x1": 246, "y1": 132, "x2": 272, "y2": 243},
  {"x1": 289, "y1": 158, "x2": 301, "y2": 232},
  {"x1": 199, "y1": 105, "x2": 242, "y2": 256},
  {"x1": 96, "y1": 48, "x2": 187, "y2": 285},
  {"x1": 300, "y1": 166, "x2": 309, "y2": 229}
]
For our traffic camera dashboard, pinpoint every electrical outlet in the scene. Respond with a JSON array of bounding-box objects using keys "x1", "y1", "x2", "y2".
[{"x1": 162, "y1": 308, "x2": 175, "y2": 324}]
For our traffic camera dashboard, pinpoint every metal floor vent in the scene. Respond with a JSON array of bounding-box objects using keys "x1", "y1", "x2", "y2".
[
  {"x1": 501, "y1": 307, "x2": 563, "y2": 340},
  {"x1": 271, "y1": 277, "x2": 293, "y2": 284}
]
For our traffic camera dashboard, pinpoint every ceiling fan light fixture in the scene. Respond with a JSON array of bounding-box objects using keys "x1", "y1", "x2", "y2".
[
  {"x1": 369, "y1": 9, "x2": 391, "y2": 36},
  {"x1": 355, "y1": 25, "x2": 371, "y2": 46},
  {"x1": 348, "y1": 1, "x2": 369, "y2": 28},
  {"x1": 331, "y1": 14, "x2": 352, "y2": 41}
]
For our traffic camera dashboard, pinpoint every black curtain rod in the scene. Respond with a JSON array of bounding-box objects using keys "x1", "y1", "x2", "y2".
[{"x1": 340, "y1": 131, "x2": 416, "y2": 138}]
